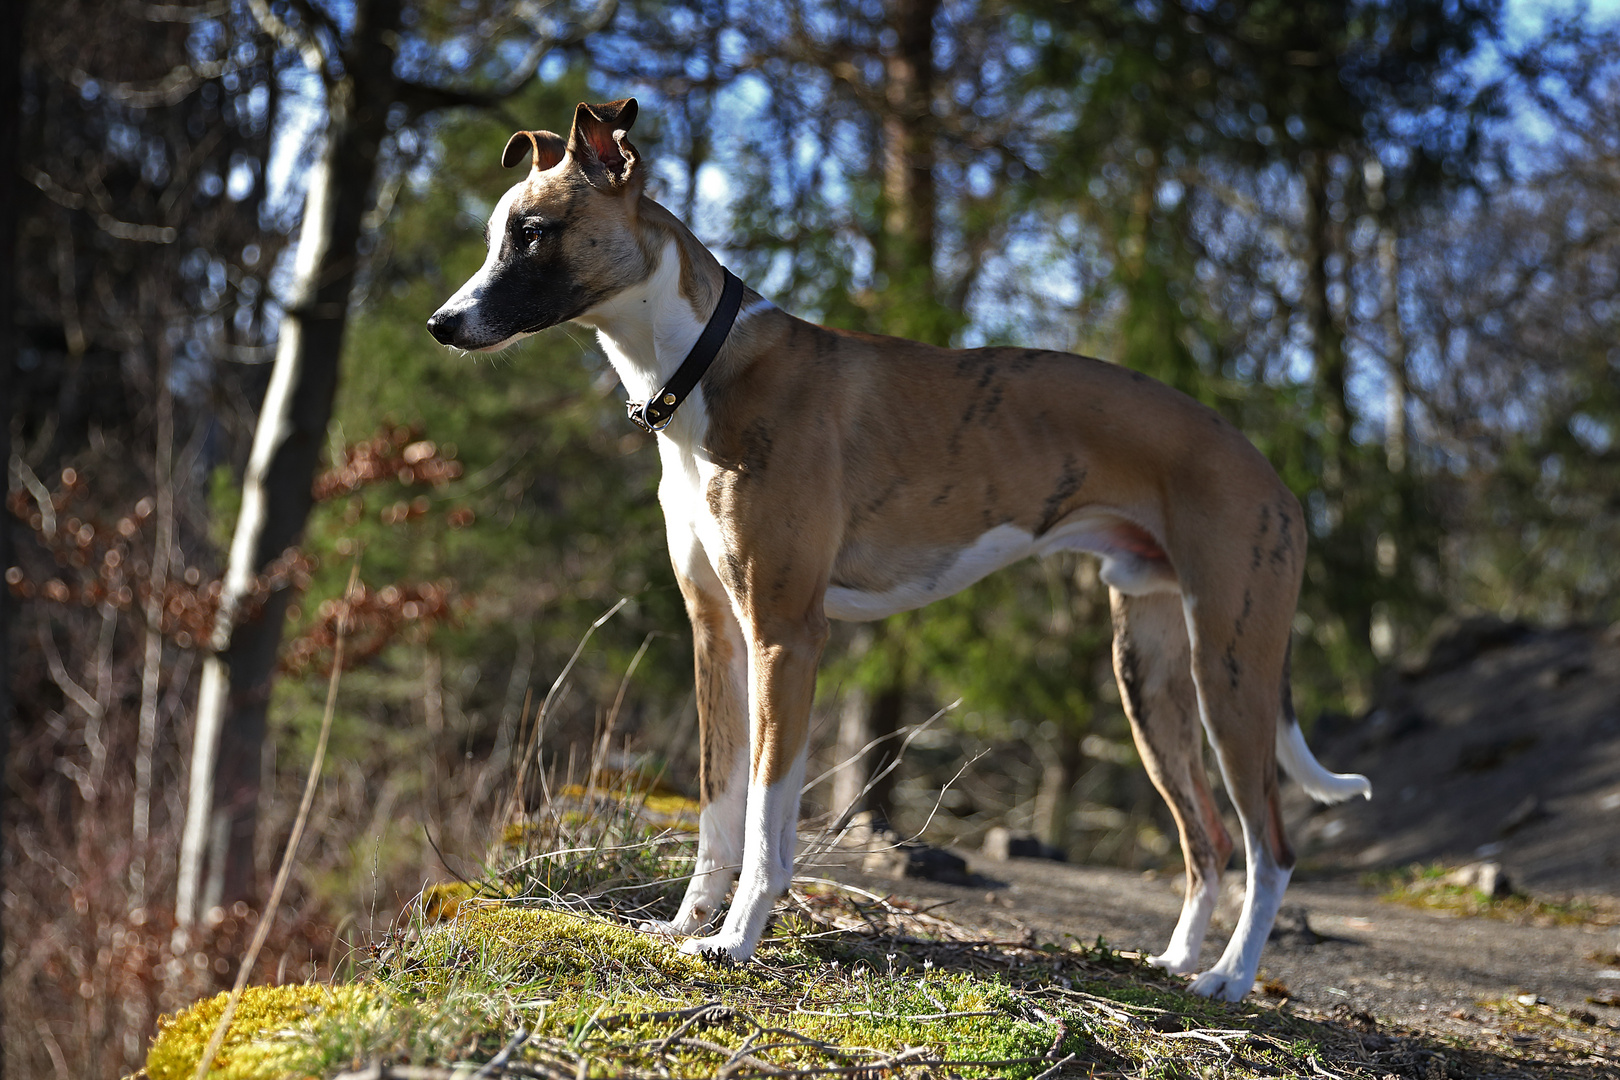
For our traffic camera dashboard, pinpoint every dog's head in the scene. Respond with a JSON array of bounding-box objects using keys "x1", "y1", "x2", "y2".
[{"x1": 426, "y1": 98, "x2": 650, "y2": 351}]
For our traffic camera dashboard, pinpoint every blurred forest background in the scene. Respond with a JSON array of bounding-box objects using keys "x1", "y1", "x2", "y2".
[{"x1": 4, "y1": 0, "x2": 1620, "y2": 1075}]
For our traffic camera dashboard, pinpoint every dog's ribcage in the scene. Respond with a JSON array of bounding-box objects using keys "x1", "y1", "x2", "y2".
[{"x1": 658, "y1": 417, "x2": 1178, "y2": 622}]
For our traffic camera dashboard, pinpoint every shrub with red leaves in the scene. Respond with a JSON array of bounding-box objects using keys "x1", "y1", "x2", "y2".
[
  {"x1": 9, "y1": 423, "x2": 472, "y2": 683},
  {"x1": 312, "y1": 425, "x2": 464, "y2": 501},
  {"x1": 279, "y1": 578, "x2": 459, "y2": 676}
]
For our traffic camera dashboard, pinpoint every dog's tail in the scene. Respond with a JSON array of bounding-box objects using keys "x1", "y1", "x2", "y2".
[
  {"x1": 1276, "y1": 716, "x2": 1372, "y2": 803},
  {"x1": 1276, "y1": 646, "x2": 1372, "y2": 804}
]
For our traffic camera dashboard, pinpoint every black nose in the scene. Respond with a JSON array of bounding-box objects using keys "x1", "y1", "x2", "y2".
[{"x1": 426, "y1": 309, "x2": 461, "y2": 345}]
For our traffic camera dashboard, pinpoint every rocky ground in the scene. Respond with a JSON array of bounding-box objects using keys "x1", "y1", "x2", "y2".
[
  {"x1": 1295, "y1": 618, "x2": 1620, "y2": 897},
  {"x1": 809, "y1": 619, "x2": 1620, "y2": 1076}
]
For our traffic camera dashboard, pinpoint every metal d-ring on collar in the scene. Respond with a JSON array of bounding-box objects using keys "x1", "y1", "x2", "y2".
[{"x1": 627, "y1": 268, "x2": 746, "y2": 433}]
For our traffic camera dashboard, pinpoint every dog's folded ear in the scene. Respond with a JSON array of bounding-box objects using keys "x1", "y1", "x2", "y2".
[
  {"x1": 567, "y1": 98, "x2": 642, "y2": 193},
  {"x1": 502, "y1": 130, "x2": 568, "y2": 172}
]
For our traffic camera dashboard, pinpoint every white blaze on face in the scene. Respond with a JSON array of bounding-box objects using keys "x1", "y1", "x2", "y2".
[{"x1": 435, "y1": 181, "x2": 528, "y2": 350}]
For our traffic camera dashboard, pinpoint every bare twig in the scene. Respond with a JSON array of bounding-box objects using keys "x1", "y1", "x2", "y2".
[
  {"x1": 11, "y1": 457, "x2": 57, "y2": 539},
  {"x1": 133, "y1": 335, "x2": 176, "y2": 897},
  {"x1": 394, "y1": 0, "x2": 620, "y2": 116},
  {"x1": 1031, "y1": 1053, "x2": 1079, "y2": 1080},
  {"x1": 84, "y1": 601, "x2": 117, "y2": 781},
  {"x1": 37, "y1": 622, "x2": 99, "y2": 720},
  {"x1": 653, "y1": 1002, "x2": 734, "y2": 1053},
  {"x1": 590, "y1": 630, "x2": 656, "y2": 795},
  {"x1": 473, "y1": 1026, "x2": 531, "y2": 1078},
  {"x1": 246, "y1": 0, "x2": 325, "y2": 74},
  {"x1": 508, "y1": 597, "x2": 629, "y2": 823}
]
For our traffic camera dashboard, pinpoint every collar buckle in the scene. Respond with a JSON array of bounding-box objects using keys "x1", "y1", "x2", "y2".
[{"x1": 626, "y1": 399, "x2": 672, "y2": 433}]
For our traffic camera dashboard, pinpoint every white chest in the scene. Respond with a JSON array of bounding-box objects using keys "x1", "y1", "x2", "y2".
[{"x1": 653, "y1": 397, "x2": 731, "y2": 586}]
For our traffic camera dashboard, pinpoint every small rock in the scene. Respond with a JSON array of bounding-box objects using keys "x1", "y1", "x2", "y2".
[
  {"x1": 980, "y1": 827, "x2": 1066, "y2": 862},
  {"x1": 1535, "y1": 660, "x2": 1589, "y2": 689},
  {"x1": 1359, "y1": 706, "x2": 1427, "y2": 751},
  {"x1": 1455, "y1": 735, "x2": 1538, "y2": 774},
  {"x1": 1440, "y1": 860, "x2": 1512, "y2": 897},
  {"x1": 980, "y1": 826, "x2": 1016, "y2": 859},
  {"x1": 863, "y1": 842, "x2": 974, "y2": 885}
]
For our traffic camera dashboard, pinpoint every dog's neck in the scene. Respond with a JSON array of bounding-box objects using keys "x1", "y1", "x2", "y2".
[{"x1": 574, "y1": 219, "x2": 726, "y2": 407}]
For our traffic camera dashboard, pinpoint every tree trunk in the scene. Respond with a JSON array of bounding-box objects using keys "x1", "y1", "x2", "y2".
[
  {"x1": 1, "y1": 8, "x2": 23, "y2": 1007},
  {"x1": 826, "y1": 0, "x2": 940, "y2": 833},
  {"x1": 879, "y1": 0, "x2": 940, "y2": 341},
  {"x1": 1304, "y1": 151, "x2": 1375, "y2": 676},
  {"x1": 1032, "y1": 734, "x2": 1083, "y2": 852},
  {"x1": 1304, "y1": 152, "x2": 1349, "y2": 509},
  {"x1": 832, "y1": 680, "x2": 905, "y2": 828},
  {"x1": 176, "y1": 0, "x2": 403, "y2": 925},
  {"x1": 1378, "y1": 225, "x2": 1408, "y2": 475}
]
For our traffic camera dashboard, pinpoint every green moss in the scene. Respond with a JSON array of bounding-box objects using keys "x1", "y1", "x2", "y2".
[
  {"x1": 1370, "y1": 863, "x2": 1610, "y2": 925},
  {"x1": 396, "y1": 902, "x2": 755, "y2": 991},
  {"x1": 146, "y1": 984, "x2": 384, "y2": 1080},
  {"x1": 789, "y1": 972, "x2": 1051, "y2": 1069}
]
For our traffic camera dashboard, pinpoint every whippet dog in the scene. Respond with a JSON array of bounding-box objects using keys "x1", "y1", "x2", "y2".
[{"x1": 427, "y1": 99, "x2": 1371, "y2": 1001}]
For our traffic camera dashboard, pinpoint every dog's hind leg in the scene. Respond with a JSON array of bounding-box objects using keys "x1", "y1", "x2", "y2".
[
  {"x1": 1177, "y1": 550, "x2": 1301, "y2": 1001},
  {"x1": 1111, "y1": 589, "x2": 1234, "y2": 975},
  {"x1": 643, "y1": 562, "x2": 750, "y2": 938}
]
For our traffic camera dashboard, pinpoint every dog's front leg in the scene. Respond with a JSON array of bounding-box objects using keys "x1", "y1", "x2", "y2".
[
  {"x1": 679, "y1": 606, "x2": 826, "y2": 961},
  {"x1": 643, "y1": 564, "x2": 750, "y2": 938}
]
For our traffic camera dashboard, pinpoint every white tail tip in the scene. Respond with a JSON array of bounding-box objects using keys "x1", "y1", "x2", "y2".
[{"x1": 1277, "y1": 718, "x2": 1372, "y2": 804}]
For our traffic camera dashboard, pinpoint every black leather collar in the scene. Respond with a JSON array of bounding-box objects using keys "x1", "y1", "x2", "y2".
[{"x1": 627, "y1": 268, "x2": 745, "y2": 433}]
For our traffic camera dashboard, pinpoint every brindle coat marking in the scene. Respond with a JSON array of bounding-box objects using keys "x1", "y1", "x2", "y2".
[{"x1": 427, "y1": 99, "x2": 1372, "y2": 1002}]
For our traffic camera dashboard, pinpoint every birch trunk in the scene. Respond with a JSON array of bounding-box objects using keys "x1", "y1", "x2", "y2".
[{"x1": 176, "y1": 0, "x2": 403, "y2": 926}]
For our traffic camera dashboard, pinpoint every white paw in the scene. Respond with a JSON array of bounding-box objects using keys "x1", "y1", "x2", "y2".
[
  {"x1": 678, "y1": 933, "x2": 753, "y2": 962},
  {"x1": 1147, "y1": 950, "x2": 1198, "y2": 975},
  {"x1": 639, "y1": 909, "x2": 708, "y2": 937},
  {"x1": 638, "y1": 919, "x2": 683, "y2": 938},
  {"x1": 1187, "y1": 968, "x2": 1251, "y2": 1002}
]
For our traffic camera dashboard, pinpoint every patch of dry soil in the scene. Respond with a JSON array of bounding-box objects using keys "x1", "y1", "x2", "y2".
[{"x1": 812, "y1": 852, "x2": 1620, "y2": 1075}]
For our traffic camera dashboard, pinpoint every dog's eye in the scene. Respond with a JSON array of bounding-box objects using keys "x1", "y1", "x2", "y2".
[{"x1": 519, "y1": 224, "x2": 544, "y2": 246}]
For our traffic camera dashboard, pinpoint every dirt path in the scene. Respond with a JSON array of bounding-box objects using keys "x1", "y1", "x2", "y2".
[{"x1": 812, "y1": 850, "x2": 1620, "y2": 1067}]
